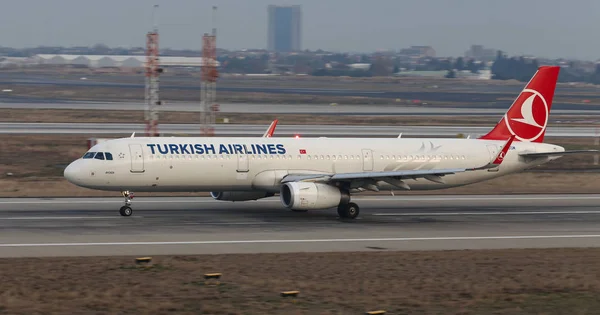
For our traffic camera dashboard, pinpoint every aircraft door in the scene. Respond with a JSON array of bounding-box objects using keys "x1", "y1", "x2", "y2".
[
  {"x1": 237, "y1": 153, "x2": 249, "y2": 172},
  {"x1": 486, "y1": 145, "x2": 498, "y2": 163},
  {"x1": 129, "y1": 144, "x2": 145, "y2": 173},
  {"x1": 362, "y1": 149, "x2": 373, "y2": 171},
  {"x1": 486, "y1": 145, "x2": 500, "y2": 172}
]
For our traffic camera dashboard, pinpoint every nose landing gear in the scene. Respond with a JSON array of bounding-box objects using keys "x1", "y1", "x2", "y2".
[{"x1": 119, "y1": 191, "x2": 134, "y2": 216}]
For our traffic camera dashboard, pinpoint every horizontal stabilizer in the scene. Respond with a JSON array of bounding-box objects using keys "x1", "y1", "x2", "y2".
[{"x1": 519, "y1": 150, "x2": 599, "y2": 158}]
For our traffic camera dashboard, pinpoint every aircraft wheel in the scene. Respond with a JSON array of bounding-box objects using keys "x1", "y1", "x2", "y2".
[
  {"x1": 337, "y1": 202, "x2": 359, "y2": 219},
  {"x1": 119, "y1": 206, "x2": 133, "y2": 217}
]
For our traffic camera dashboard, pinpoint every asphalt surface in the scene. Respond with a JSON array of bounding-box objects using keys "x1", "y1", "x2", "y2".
[
  {"x1": 3, "y1": 100, "x2": 600, "y2": 116},
  {"x1": 1, "y1": 122, "x2": 599, "y2": 137},
  {"x1": 1, "y1": 194, "x2": 600, "y2": 258}
]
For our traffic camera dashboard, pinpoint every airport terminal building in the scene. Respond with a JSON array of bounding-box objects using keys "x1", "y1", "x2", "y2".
[{"x1": 30, "y1": 54, "x2": 218, "y2": 68}]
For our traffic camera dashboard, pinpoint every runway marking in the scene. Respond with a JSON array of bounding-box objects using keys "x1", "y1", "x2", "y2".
[
  {"x1": 2, "y1": 211, "x2": 594, "y2": 220},
  {"x1": 356, "y1": 196, "x2": 600, "y2": 202},
  {"x1": 1, "y1": 195, "x2": 600, "y2": 205},
  {"x1": 0, "y1": 216, "x2": 129, "y2": 220},
  {"x1": 2, "y1": 235, "x2": 600, "y2": 247},
  {"x1": 372, "y1": 210, "x2": 600, "y2": 216}
]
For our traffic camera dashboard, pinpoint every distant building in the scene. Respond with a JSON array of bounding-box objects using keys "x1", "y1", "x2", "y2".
[
  {"x1": 399, "y1": 46, "x2": 436, "y2": 58},
  {"x1": 33, "y1": 54, "x2": 218, "y2": 68},
  {"x1": 267, "y1": 5, "x2": 301, "y2": 52},
  {"x1": 465, "y1": 45, "x2": 496, "y2": 62}
]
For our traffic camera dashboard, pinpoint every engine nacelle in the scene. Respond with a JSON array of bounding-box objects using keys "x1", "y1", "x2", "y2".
[
  {"x1": 210, "y1": 191, "x2": 273, "y2": 202},
  {"x1": 280, "y1": 182, "x2": 349, "y2": 210}
]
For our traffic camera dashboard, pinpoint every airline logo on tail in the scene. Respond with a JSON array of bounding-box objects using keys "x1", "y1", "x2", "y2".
[
  {"x1": 505, "y1": 88, "x2": 549, "y2": 142},
  {"x1": 480, "y1": 66, "x2": 560, "y2": 143}
]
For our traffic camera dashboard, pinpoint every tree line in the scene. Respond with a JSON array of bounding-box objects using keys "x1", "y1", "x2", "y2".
[{"x1": 491, "y1": 50, "x2": 600, "y2": 84}]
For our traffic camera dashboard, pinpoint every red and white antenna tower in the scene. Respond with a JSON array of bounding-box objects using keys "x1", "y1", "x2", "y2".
[
  {"x1": 145, "y1": 4, "x2": 162, "y2": 137},
  {"x1": 200, "y1": 6, "x2": 219, "y2": 136}
]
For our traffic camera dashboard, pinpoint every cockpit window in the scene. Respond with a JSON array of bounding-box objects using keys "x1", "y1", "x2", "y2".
[
  {"x1": 83, "y1": 152, "x2": 95, "y2": 159},
  {"x1": 94, "y1": 152, "x2": 105, "y2": 160},
  {"x1": 105, "y1": 152, "x2": 113, "y2": 160}
]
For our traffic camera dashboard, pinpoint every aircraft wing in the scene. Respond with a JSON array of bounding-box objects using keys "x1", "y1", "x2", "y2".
[
  {"x1": 281, "y1": 135, "x2": 517, "y2": 190},
  {"x1": 519, "y1": 150, "x2": 599, "y2": 158},
  {"x1": 281, "y1": 168, "x2": 465, "y2": 190}
]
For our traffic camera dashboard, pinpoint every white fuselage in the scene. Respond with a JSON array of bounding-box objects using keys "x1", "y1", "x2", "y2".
[{"x1": 63, "y1": 136, "x2": 562, "y2": 193}]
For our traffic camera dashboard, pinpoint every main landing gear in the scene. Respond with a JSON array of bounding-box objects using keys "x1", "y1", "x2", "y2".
[
  {"x1": 337, "y1": 202, "x2": 360, "y2": 219},
  {"x1": 119, "y1": 191, "x2": 134, "y2": 217}
]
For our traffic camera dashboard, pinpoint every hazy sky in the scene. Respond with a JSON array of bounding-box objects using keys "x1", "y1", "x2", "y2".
[{"x1": 1, "y1": 0, "x2": 599, "y2": 60}]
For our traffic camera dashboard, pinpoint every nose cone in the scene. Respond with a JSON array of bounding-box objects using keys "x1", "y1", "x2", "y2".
[{"x1": 64, "y1": 160, "x2": 84, "y2": 186}]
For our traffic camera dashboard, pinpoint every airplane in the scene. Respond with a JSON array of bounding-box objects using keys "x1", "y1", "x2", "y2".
[{"x1": 64, "y1": 66, "x2": 597, "y2": 219}]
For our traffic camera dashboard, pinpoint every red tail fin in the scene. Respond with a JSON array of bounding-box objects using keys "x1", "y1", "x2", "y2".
[{"x1": 479, "y1": 66, "x2": 560, "y2": 143}]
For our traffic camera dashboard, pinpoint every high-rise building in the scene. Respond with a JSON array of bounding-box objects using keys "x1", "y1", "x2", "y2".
[{"x1": 267, "y1": 5, "x2": 301, "y2": 52}]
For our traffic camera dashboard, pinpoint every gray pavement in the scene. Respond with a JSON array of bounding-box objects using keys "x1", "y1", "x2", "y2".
[
  {"x1": 1, "y1": 122, "x2": 599, "y2": 137},
  {"x1": 3, "y1": 101, "x2": 600, "y2": 116},
  {"x1": 1, "y1": 194, "x2": 600, "y2": 257}
]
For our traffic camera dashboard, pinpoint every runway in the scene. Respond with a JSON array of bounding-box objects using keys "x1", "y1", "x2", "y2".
[
  {"x1": 1, "y1": 194, "x2": 600, "y2": 258},
  {"x1": 4, "y1": 75, "x2": 600, "y2": 109},
  {"x1": 3, "y1": 100, "x2": 600, "y2": 116},
  {"x1": 1, "y1": 122, "x2": 598, "y2": 137}
]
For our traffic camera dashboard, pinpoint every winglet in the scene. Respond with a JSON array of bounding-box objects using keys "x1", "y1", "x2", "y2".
[
  {"x1": 263, "y1": 119, "x2": 278, "y2": 138},
  {"x1": 470, "y1": 135, "x2": 515, "y2": 170},
  {"x1": 491, "y1": 135, "x2": 515, "y2": 166},
  {"x1": 130, "y1": 132, "x2": 136, "y2": 138}
]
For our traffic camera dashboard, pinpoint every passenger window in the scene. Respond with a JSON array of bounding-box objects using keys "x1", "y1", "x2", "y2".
[
  {"x1": 83, "y1": 152, "x2": 95, "y2": 159},
  {"x1": 94, "y1": 152, "x2": 105, "y2": 160}
]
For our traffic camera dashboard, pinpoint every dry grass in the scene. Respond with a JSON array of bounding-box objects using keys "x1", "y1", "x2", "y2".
[
  {"x1": 4, "y1": 108, "x2": 600, "y2": 127},
  {"x1": 1, "y1": 249, "x2": 600, "y2": 314},
  {"x1": 3, "y1": 84, "x2": 400, "y2": 105},
  {"x1": 1, "y1": 108, "x2": 503, "y2": 125},
  {"x1": 1, "y1": 135, "x2": 599, "y2": 197}
]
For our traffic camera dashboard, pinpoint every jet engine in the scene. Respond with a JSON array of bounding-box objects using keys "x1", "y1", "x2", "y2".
[
  {"x1": 210, "y1": 191, "x2": 274, "y2": 201},
  {"x1": 280, "y1": 182, "x2": 349, "y2": 210}
]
